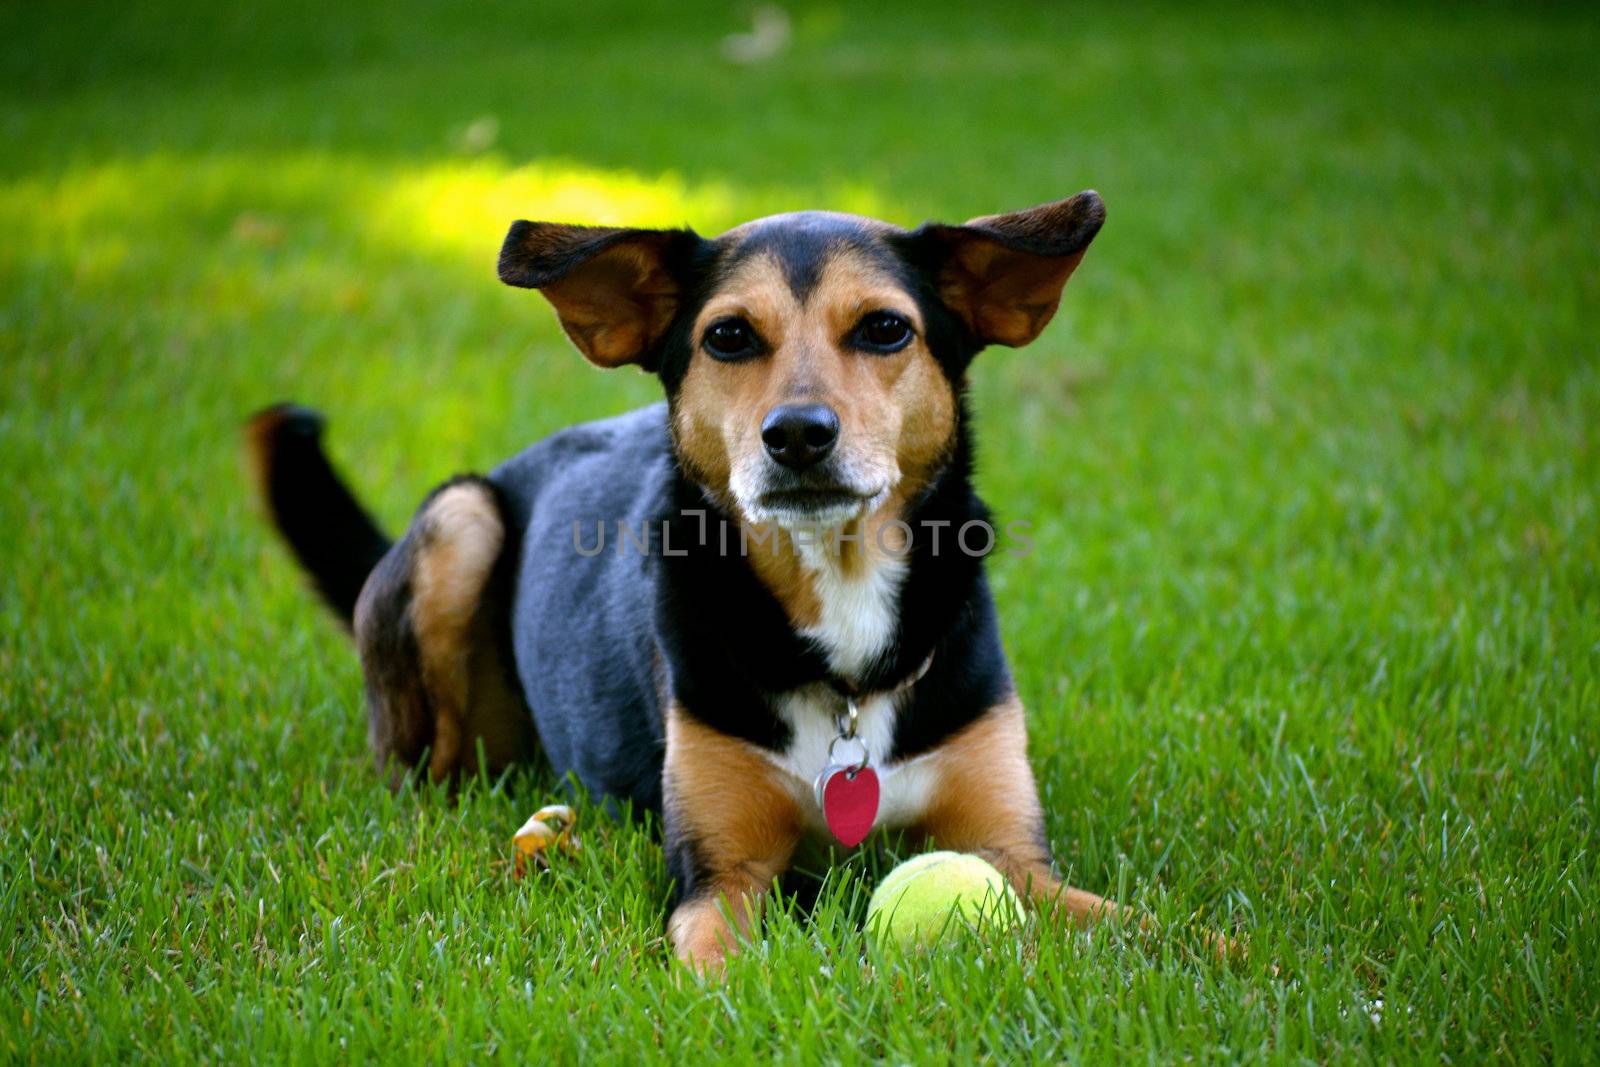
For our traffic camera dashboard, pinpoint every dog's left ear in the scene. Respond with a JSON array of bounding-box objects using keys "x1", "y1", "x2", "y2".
[
  {"x1": 498, "y1": 221, "x2": 702, "y2": 370},
  {"x1": 909, "y1": 191, "x2": 1105, "y2": 348}
]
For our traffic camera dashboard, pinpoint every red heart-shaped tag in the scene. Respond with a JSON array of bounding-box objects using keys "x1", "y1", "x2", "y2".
[{"x1": 822, "y1": 766, "x2": 880, "y2": 847}]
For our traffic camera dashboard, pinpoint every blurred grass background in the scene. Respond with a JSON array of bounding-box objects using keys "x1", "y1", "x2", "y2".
[{"x1": 2, "y1": 1, "x2": 1597, "y2": 1061}]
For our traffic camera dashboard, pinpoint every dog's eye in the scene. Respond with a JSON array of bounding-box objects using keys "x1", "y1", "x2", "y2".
[
  {"x1": 702, "y1": 318, "x2": 761, "y2": 361},
  {"x1": 853, "y1": 312, "x2": 914, "y2": 353}
]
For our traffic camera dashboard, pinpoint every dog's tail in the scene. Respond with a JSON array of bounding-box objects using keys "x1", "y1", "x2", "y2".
[{"x1": 245, "y1": 404, "x2": 392, "y2": 627}]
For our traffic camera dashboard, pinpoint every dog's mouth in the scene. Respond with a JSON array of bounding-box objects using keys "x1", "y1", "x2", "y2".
[
  {"x1": 747, "y1": 476, "x2": 889, "y2": 529},
  {"x1": 757, "y1": 486, "x2": 871, "y2": 515},
  {"x1": 728, "y1": 454, "x2": 895, "y2": 530}
]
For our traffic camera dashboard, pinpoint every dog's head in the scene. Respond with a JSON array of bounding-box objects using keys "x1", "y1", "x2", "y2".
[{"x1": 498, "y1": 194, "x2": 1103, "y2": 527}]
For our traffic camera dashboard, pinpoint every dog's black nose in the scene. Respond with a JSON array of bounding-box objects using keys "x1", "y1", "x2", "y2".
[{"x1": 761, "y1": 404, "x2": 839, "y2": 469}]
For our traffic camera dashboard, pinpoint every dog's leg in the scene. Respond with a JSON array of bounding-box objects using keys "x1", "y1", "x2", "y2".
[
  {"x1": 662, "y1": 705, "x2": 804, "y2": 971},
  {"x1": 921, "y1": 700, "x2": 1243, "y2": 960},
  {"x1": 915, "y1": 697, "x2": 1120, "y2": 926},
  {"x1": 353, "y1": 478, "x2": 533, "y2": 786}
]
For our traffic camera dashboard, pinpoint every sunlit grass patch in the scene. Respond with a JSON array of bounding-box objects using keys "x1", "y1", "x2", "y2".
[{"x1": 1, "y1": 151, "x2": 892, "y2": 290}]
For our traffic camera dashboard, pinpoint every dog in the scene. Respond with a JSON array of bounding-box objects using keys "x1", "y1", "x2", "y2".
[{"x1": 248, "y1": 191, "x2": 1123, "y2": 969}]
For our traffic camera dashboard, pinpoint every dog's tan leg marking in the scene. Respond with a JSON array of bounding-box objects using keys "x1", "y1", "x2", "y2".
[
  {"x1": 920, "y1": 700, "x2": 1243, "y2": 960},
  {"x1": 410, "y1": 485, "x2": 502, "y2": 780},
  {"x1": 357, "y1": 480, "x2": 528, "y2": 784},
  {"x1": 918, "y1": 697, "x2": 1120, "y2": 926},
  {"x1": 663, "y1": 705, "x2": 804, "y2": 971}
]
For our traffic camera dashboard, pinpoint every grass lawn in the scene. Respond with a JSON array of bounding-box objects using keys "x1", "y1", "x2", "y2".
[{"x1": 3, "y1": 0, "x2": 1598, "y2": 1060}]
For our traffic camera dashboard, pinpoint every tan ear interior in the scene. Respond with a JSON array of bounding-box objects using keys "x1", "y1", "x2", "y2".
[
  {"x1": 930, "y1": 191, "x2": 1103, "y2": 348},
  {"x1": 939, "y1": 243, "x2": 1087, "y2": 348},
  {"x1": 540, "y1": 242, "x2": 682, "y2": 369},
  {"x1": 499, "y1": 223, "x2": 693, "y2": 369}
]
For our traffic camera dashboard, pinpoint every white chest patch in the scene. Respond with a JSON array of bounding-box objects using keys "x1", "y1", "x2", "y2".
[
  {"x1": 766, "y1": 686, "x2": 938, "y2": 835},
  {"x1": 760, "y1": 532, "x2": 928, "y2": 836},
  {"x1": 792, "y1": 536, "x2": 906, "y2": 679}
]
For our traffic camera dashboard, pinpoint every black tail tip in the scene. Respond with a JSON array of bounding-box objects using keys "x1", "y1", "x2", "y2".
[
  {"x1": 245, "y1": 402, "x2": 325, "y2": 485},
  {"x1": 247, "y1": 402, "x2": 325, "y2": 442},
  {"x1": 243, "y1": 401, "x2": 391, "y2": 627}
]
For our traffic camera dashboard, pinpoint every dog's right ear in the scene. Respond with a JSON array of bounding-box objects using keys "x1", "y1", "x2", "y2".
[{"x1": 498, "y1": 222, "x2": 701, "y2": 370}]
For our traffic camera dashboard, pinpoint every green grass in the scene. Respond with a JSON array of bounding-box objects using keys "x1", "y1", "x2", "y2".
[{"x1": 3, "y1": 0, "x2": 1598, "y2": 1060}]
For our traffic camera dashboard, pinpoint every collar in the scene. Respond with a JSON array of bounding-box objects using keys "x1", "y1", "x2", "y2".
[{"x1": 825, "y1": 651, "x2": 934, "y2": 711}]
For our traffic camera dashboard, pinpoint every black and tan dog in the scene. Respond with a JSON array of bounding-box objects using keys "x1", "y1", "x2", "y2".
[{"x1": 249, "y1": 191, "x2": 1122, "y2": 969}]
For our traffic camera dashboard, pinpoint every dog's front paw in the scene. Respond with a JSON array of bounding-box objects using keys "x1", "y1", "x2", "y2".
[{"x1": 667, "y1": 898, "x2": 742, "y2": 973}]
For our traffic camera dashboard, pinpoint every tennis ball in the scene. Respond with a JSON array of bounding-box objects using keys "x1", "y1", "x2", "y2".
[{"x1": 866, "y1": 851, "x2": 1025, "y2": 947}]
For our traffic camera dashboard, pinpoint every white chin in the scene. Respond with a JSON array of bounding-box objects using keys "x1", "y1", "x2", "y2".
[
  {"x1": 740, "y1": 485, "x2": 891, "y2": 532},
  {"x1": 762, "y1": 500, "x2": 867, "y2": 530}
]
